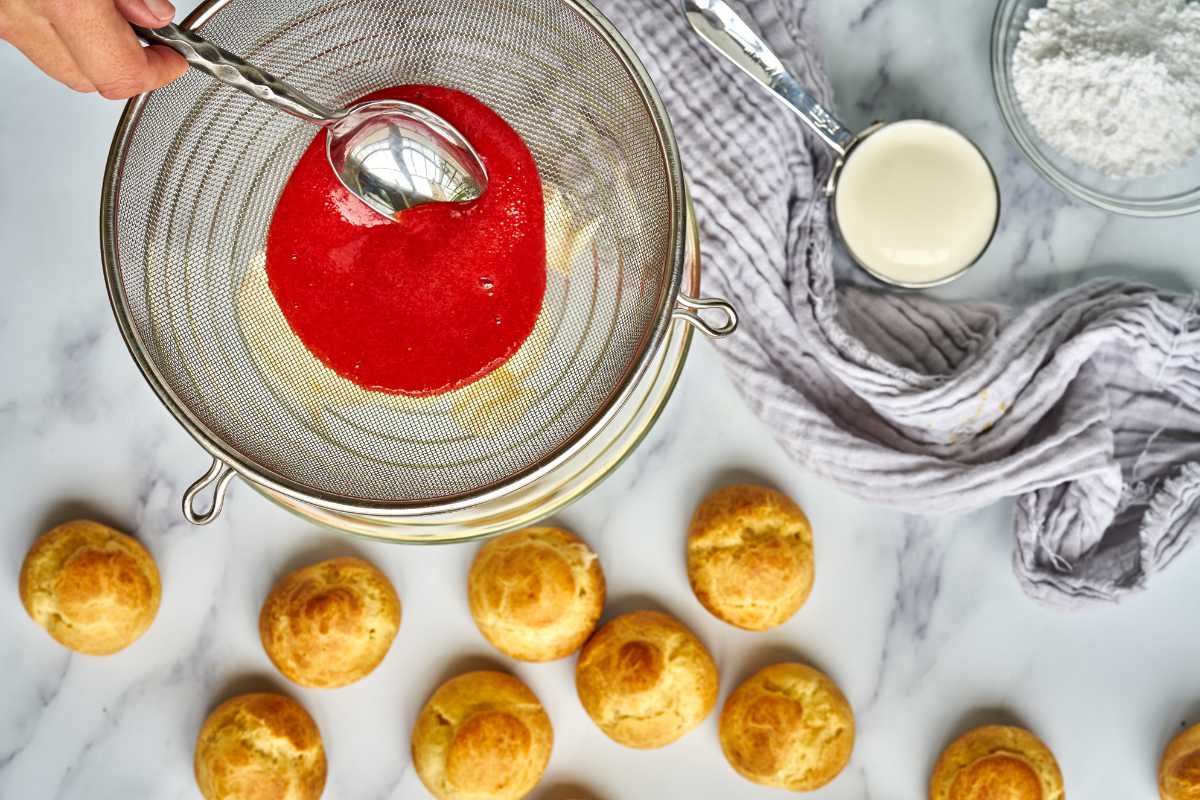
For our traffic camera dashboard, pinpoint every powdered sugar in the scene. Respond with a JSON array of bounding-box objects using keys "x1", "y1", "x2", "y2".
[{"x1": 1012, "y1": 0, "x2": 1200, "y2": 178}]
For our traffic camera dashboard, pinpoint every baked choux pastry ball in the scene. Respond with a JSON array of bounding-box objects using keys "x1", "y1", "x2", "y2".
[
  {"x1": 412, "y1": 670, "x2": 553, "y2": 800},
  {"x1": 1160, "y1": 723, "x2": 1200, "y2": 799},
  {"x1": 930, "y1": 725, "x2": 1064, "y2": 800},
  {"x1": 19, "y1": 519, "x2": 161, "y2": 655},
  {"x1": 468, "y1": 526, "x2": 605, "y2": 662},
  {"x1": 687, "y1": 484, "x2": 814, "y2": 631},
  {"x1": 575, "y1": 610, "x2": 718, "y2": 749},
  {"x1": 719, "y1": 662, "x2": 854, "y2": 791},
  {"x1": 194, "y1": 692, "x2": 327, "y2": 800},
  {"x1": 260, "y1": 556, "x2": 401, "y2": 688}
]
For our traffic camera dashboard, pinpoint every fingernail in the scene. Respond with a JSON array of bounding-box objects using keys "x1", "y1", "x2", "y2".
[{"x1": 144, "y1": 0, "x2": 176, "y2": 21}]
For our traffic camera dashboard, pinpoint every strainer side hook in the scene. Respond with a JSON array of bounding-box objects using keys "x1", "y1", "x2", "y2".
[
  {"x1": 183, "y1": 457, "x2": 236, "y2": 524},
  {"x1": 672, "y1": 294, "x2": 738, "y2": 337}
]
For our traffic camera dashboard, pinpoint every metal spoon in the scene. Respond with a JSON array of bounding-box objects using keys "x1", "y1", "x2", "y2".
[
  {"x1": 682, "y1": 0, "x2": 856, "y2": 156},
  {"x1": 134, "y1": 24, "x2": 487, "y2": 219}
]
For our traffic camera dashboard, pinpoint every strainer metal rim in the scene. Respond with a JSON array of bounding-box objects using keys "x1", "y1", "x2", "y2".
[{"x1": 100, "y1": 0, "x2": 690, "y2": 517}]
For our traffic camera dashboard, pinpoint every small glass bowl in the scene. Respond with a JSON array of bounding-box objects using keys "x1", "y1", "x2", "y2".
[{"x1": 991, "y1": 0, "x2": 1200, "y2": 217}]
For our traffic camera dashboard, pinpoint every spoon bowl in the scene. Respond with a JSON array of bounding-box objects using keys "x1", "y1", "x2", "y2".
[
  {"x1": 327, "y1": 99, "x2": 488, "y2": 219},
  {"x1": 134, "y1": 24, "x2": 487, "y2": 218}
]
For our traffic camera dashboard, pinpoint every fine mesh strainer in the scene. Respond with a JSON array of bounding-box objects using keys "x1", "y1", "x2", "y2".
[{"x1": 101, "y1": 0, "x2": 736, "y2": 525}]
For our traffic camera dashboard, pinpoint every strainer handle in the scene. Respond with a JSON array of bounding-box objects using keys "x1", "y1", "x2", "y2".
[
  {"x1": 133, "y1": 24, "x2": 339, "y2": 124},
  {"x1": 183, "y1": 456, "x2": 236, "y2": 525},
  {"x1": 673, "y1": 294, "x2": 738, "y2": 338}
]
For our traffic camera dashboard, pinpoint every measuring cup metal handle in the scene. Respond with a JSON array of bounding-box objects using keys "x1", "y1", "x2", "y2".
[
  {"x1": 133, "y1": 23, "x2": 339, "y2": 124},
  {"x1": 682, "y1": 0, "x2": 856, "y2": 155},
  {"x1": 769, "y1": 74, "x2": 856, "y2": 155}
]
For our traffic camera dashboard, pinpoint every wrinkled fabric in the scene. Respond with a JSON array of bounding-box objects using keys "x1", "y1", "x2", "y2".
[{"x1": 599, "y1": 0, "x2": 1200, "y2": 605}]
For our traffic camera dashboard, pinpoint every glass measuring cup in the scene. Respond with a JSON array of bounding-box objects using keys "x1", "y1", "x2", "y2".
[{"x1": 684, "y1": 0, "x2": 1000, "y2": 288}]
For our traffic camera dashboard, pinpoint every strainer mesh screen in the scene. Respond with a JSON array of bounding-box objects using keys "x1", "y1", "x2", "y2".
[{"x1": 107, "y1": 0, "x2": 679, "y2": 508}]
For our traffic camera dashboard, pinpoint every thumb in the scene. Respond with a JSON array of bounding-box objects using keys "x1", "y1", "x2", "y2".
[{"x1": 115, "y1": 0, "x2": 177, "y2": 29}]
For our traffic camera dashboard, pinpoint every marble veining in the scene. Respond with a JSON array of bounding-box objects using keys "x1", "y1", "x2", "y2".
[{"x1": 2, "y1": 1, "x2": 1200, "y2": 798}]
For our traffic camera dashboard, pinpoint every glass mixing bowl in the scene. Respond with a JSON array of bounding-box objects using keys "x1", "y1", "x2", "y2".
[{"x1": 991, "y1": 0, "x2": 1200, "y2": 217}]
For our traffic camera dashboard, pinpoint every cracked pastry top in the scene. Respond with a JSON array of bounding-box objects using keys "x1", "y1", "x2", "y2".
[
  {"x1": 259, "y1": 556, "x2": 401, "y2": 689},
  {"x1": 411, "y1": 670, "x2": 553, "y2": 800},
  {"x1": 194, "y1": 692, "x2": 327, "y2": 800},
  {"x1": 575, "y1": 609, "x2": 718, "y2": 749},
  {"x1": 687, "y1": 484, "x2": 814, "y2": 631},
  {"x1": 20, "y1": 518, "x2": 160, "y2": 655},
  {"x1": 468, "y1": 526, "x2": 606, "y2": 662},
  {"x1": 1160, "y1": 722, "x2": 1200, "y2": 800},
  {"x1": 719, "y1": 662, "x2": 855, "y2": 791},
  {"x1": 930, "y1": 724, "x2": 1064, "y2": 800}
]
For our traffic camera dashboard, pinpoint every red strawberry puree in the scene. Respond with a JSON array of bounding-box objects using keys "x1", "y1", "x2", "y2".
[{"x1": 266, "y1": 85, "x2": 546, "y2": 396}]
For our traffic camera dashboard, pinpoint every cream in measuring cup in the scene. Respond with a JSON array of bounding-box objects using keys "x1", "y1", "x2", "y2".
[
  {"x1": 830, "y1": 120, "x2": 999, "y2": 287},
  {"x1": 685, "y1": 0, "x2": 1000, "y2": 288}
]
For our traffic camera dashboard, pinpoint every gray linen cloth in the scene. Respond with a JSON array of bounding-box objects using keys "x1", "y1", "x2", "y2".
[{"x1": 599, "y1": 0, "x2": 1200, "y2": 606}]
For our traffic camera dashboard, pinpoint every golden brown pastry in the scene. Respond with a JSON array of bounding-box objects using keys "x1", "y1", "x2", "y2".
[
  {"x1": 19, "y1": 519, "x2": 161, "y2": 655},
  {"x1": 1161, "y1": 723, "x2": 1200, "y2": 799},
  {"x1": 687, "y1": 484, "x2": 814, "y2": 631},
  {"x1": 412, "y1": 670, "x2": 553, "y2": 800},
  {"x1": 575, "y1": 610, "x2": 717, "y2": 749},
  {"x1": 194, "y1": 692, "x2": 327, "y2": 800},
  {"x1": 930, "y1": 725, "x2": 1064, "y2": 800},
  {"x1": 719, "y1": 662, "x2": 854, "y2": 791},
  {"x1": 468, "y1": 526, "x2": 605, "y2": 662},
  {"x1": 260, "y1": 556, "x2": 401, "y2": 688}
]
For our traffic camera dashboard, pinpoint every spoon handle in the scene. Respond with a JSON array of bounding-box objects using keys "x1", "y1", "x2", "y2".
[
  {"x1": 133, "y1": 24, "x2": 339, "y2": 124},
  {"x1": 682, "y1": 0, "x2": 856, "y2": 155}
]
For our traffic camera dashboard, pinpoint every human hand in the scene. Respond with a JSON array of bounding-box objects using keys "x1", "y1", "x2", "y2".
[{"x1": 0, "y1": 0, "x2": 188, "y2": 98}]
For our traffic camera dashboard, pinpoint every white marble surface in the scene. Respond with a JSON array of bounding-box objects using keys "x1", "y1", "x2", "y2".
[{"x1": 2, "y1": 1, "x2": 1200, "y2": 799}]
